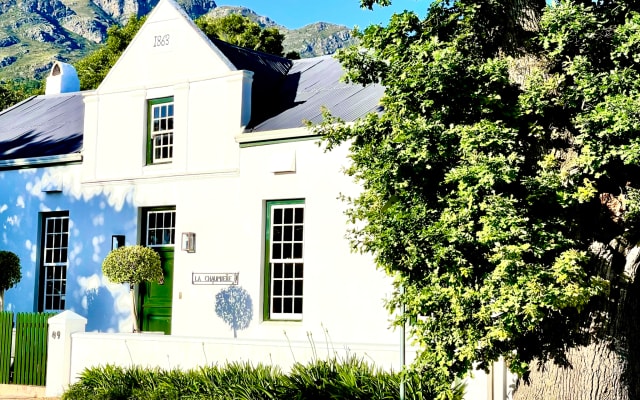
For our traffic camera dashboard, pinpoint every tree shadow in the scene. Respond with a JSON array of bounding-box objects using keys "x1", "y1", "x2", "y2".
[
  {"x1": 214, "y1": 285, "x2": 253, "y2": 339},
  {"x1": 0, "y1": 129, "x2": 82, "y2": 160}
]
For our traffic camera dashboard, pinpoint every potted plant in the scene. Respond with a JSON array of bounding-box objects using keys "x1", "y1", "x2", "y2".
[
  {"x1": 0, "y1": 251, "x2": 20, "y2": 311},
  {"x1": 102, "y1": 245, "x2": 163, "y2": 332}
]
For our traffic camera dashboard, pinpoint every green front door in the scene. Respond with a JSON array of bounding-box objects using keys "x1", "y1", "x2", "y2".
[{"x1": 140, "y1": 248, "x2": 174, "y2": 334}]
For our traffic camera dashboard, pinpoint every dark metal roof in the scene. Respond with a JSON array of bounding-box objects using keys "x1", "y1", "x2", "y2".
[
  {"x1": 249, "y1": 55, "x2": 384, "y2": 132},
  {"x1": 212, "y1": 39, "x2": 294, "y2": 127},
  {"x1": 0, "y1": 45, "x2": 382, "y2": 164},
  {"x1": 211, "y1": 40, "x2": 384, "y2": 131},
  {"x1": 0, "y1": 93, "x2": 84, "y2": 161}
]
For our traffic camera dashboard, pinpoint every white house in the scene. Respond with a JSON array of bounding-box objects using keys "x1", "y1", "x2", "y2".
[
  {"x1": 0, "y1": 1, "x2": 515, "y2": 397},
  {"x1": 1, "y1": 0, "x2": 395, "y2": 355}
]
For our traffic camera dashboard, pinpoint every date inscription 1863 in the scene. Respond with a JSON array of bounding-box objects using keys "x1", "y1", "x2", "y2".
[{"x1": 154, "y1": 34, "x2": 170, "y2": 47}]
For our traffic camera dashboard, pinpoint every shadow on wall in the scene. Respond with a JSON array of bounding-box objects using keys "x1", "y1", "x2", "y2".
[
  {"x1": 215, "y1": 285, "x2": 253, "y2": 338},
  {"x1": 0, "y1": 166, "x2": 137, "y2": 333}
]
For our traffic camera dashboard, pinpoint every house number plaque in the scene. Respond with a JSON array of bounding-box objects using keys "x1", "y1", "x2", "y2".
[{"x1": 192, "y1": 272, "x2": 239, "y2": 285}]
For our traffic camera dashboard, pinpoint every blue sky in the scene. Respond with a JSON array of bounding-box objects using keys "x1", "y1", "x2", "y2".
[{"x1": 216, "y1": 0, "x2": 428, "y2": 29}]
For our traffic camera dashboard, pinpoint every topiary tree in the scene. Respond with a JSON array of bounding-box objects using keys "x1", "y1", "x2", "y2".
[
  {"x1": 102, "y1": 245, "x2": 163, "y2": 332},
  {"x1": 0, "y1": 251, "x2": 20, "y2": 311},
  {"x1": 215, "y1": 285, "x2": 253, "y2": 338}
]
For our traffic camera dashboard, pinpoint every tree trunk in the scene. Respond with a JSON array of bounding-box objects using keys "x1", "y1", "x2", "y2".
[
  {"x1": 130, "y1": 283, "x2": 139, "y2": 333},
  {"x1": 0, "y1": 289, "x2": 3, "y2": 311},
  {"x1": 514, "y1": 242, "x2": 640, "y2": 400}
]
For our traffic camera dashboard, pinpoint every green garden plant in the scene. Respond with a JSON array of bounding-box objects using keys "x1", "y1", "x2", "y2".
[
  {"x1": 0, "y1": 251, "x2": 20, "y2": 311},
  {"x1": 102, "y1": 245, "x2": 162, "y2": 332},
  {"x1": 61, "y1": 357, "x2": 443, "y2": 400}
]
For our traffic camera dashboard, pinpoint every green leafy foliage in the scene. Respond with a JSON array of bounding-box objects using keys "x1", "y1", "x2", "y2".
[
  {"x1": 102, "y1": 245, "x2": 162, "y2": 286},
  {"x1": 318, "y1": 0, "x2": 640, "y2": 397},
  {"x1": 0, "y1": 251, "x2": 20, "y2": 292},
  {"x1": 61, "y1": 357, "x2": 448, "y2": 400},
  {"x1": 195, "y1": 14, "x2": 285, "y2": 56},
  {"x1": 0, "y1": 80, "x2": 42, "y2": 111}
]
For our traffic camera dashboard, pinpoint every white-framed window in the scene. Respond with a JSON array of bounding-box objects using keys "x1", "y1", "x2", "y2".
[
  {"x1": 40, "y1": 212, "x2": 69, "y2": 312},
  {"x1": 264, "y1": 200, "x2": 305, "y2": 320},
  {"x1": 147, "y1": 97, "x2": 174, "y2": 164},
  {"x1": 145, "y1": 208, "x2": 176, "y2": 247}
]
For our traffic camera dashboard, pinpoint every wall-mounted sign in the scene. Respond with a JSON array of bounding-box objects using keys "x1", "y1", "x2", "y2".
[{"x1": 192, "y1": 272, "x2": 239, "y2": 285}]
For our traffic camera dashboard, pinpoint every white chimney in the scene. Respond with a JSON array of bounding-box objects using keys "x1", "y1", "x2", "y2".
[{"x1": 45, "y1": 61, "x2": 80, "y2": 95}]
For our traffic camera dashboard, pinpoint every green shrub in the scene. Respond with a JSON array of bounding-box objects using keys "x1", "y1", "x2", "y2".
[
  {"x1": 102, "y1": 245, "x2": 163, "y2": 286},
  {"x1": 0, "y1": 250, "x2": 21, "y2": 292},
  {"x1": 62, "y1": 357, "x2": 456, "y2": 400}
]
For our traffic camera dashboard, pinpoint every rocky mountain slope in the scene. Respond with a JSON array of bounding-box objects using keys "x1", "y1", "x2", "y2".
[
  {"x1": 0, "y1": 1, "x2": 356, "y2": 82},
  {"x1": 208, "y1": 6, "x2": 357, "y2": 59}
]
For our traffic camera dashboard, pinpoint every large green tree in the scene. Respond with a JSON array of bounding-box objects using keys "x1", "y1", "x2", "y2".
[
  {"x1": 0, "y1": 80, "x2": 42, "y2": 111},
  {"x1": 320, "y1": 0, "x2": 640, "y2": 398},
  {"x1": 195, "y1": 14, "x2": 285, "y2": 56}
]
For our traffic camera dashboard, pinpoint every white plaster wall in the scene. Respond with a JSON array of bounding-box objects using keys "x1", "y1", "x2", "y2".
[
  {"x1": 68, "y1": 332, "x2": 416, "y2": 383},
  {"x1": 159, "y1": 138, "x2": 399, "y2": 348},
  {"x1": 97, "y1": 0, "x2": 233, "y2": 94},
  {"x1": 83, "y1": 72, "x2": 248, "y2": 183}
]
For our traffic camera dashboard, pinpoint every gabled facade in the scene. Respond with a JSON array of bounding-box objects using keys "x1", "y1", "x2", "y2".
[{"x1": 0, "y1": 0, "x2": 396, "y2": 357}]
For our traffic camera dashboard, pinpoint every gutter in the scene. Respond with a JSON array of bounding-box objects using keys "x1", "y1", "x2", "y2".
[{"x1": 0, "y1": 153, "x2": 82, "y2": 170}]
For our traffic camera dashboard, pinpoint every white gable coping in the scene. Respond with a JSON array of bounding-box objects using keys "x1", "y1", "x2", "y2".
[{"x1": 97, "y1": 0, "x2": 237, "y2": 94}]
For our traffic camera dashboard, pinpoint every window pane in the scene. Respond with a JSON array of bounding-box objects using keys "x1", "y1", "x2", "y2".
[
  {"x1": 283, "y1": 298, "x2": 292, "y2": 313},
  {"x1": 273, "y1": 298, "x2": 282, "y2": 313},
  {"x1": 274, "y1": 263, "x2": 283, "y2": 278},
  {"x1": 284, "y1": 280, "x2": 293, "y2": 296},
  {"x1": 294, "y1": 298, "x2": 303, "y2": 314},
  {"x1": 274, "y1": 209, "x2": 282, "y2": 224},
  {"x1": 284, "y1": 263, "x2": 293, "y2": 278},
  {"x1": 284, "y1": 208, "x2": 293, "y2": 224},
  {"x1": 294, "y1": 243, "x2": 303, "y2": 259},
  {"x1": 294, "y1": 280, "x2": 303, "y2": 295},
  {"x1": 294, "y1": 226, "x2": 303, "y2": 241},
  {"x1": 284, "y1": 226, "x2": 292, "y2": 241},
  {"x1": 295, "y1": 208, "x2": 304, "y2": 223},
  {"x1": 283, "y1": 243, "x2": 292, "y2": 259},
  {"x1": 273, "y1": 280, "x2": 282, "y2": 296},
  {"x1": 295, "y1": 264, "x2": 303, "y2": 278},
  {"x1": 272, "y1": 244, "x2": 281, "y2": 259},
  {"x1": 273, "y1": 226, "x2": 282, "y2": 241}
]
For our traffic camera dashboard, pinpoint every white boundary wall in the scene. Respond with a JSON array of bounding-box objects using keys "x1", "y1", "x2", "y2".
[
  {"x1": 46, "y1": 311, "x2": 516, "y2": 399},
  {"x1": 67, "y1": 331, "x2": 412, "y2": 378}
]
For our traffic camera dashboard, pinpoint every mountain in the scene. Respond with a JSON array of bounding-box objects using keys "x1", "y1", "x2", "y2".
[
  {"x1": 0, "y1": 1, "x2": 357, "y2": 82},
  {"x1": 206, "y1": 6, "x2": 358, "y2": 59}
]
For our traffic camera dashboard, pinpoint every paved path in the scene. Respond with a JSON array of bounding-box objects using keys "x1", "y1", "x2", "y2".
[{"x1": 0, "y1": 385, "x2": 59, "y2": 399}]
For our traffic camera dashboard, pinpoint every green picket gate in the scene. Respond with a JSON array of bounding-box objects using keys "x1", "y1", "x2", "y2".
[
  {"x1": 12, "y1": 313, "x2": 54, "y2": 386},
  {"x1": 0, "y1": 311, "x2": 12, "y2": 384}
]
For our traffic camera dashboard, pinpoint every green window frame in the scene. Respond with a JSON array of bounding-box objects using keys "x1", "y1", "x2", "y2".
[
  {"x1": 147, "y1": 97, "x2": 174, "y2": 165},
  {"x1": 38, "y1": 211, "x2": 70, "y2": 312},
  {"x1": 264, "y1": 199, "x2": 305, "y2": 321}
]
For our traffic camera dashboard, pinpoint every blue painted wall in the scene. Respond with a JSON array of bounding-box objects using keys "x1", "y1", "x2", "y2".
[{"x1": 0, "y1": 165, "x2": 138, "y2": 332}]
